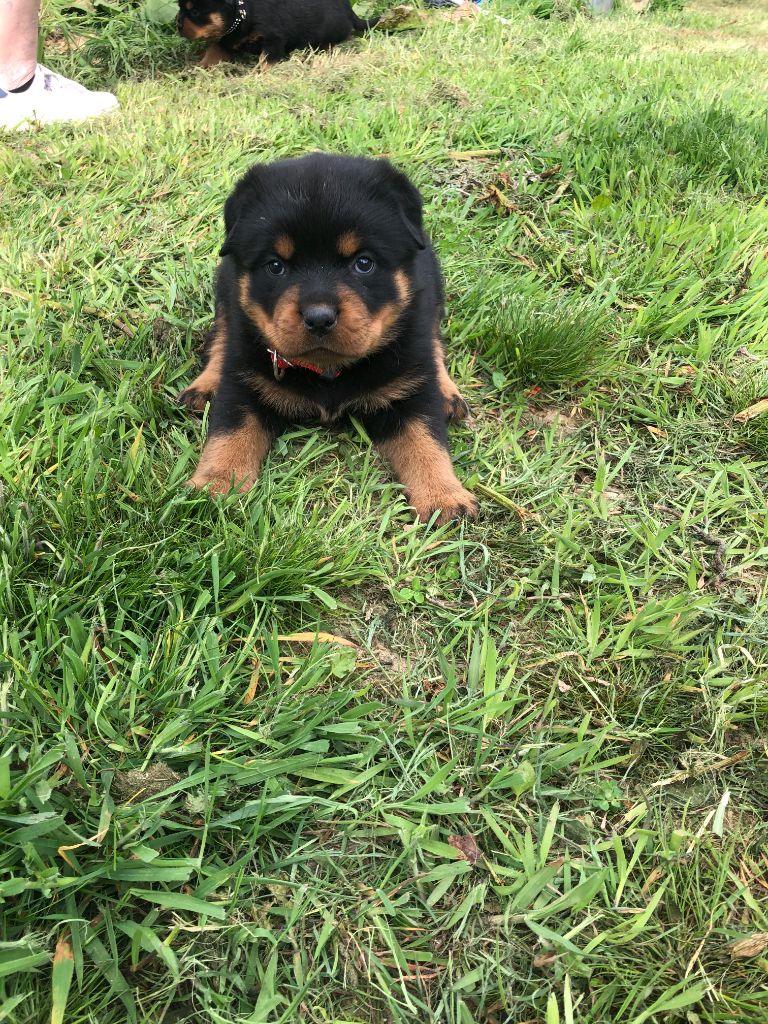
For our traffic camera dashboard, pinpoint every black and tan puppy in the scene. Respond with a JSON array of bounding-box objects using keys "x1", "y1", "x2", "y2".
[
  {"x1": 176, "y1": 0, "x2": 379, "y2": 70},
  {"x1": 179, "y1": 153, "x2": 477, "y2": 525}
]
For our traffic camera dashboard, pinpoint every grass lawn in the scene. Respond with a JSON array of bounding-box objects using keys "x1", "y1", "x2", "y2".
[{"x1": 2, "y1": 0, "x2": 768, "y2": 1019}]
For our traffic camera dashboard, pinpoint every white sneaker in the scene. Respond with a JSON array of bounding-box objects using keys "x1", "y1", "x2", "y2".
[{"x1": 0, "y1": 64, "x2": 118, "y2": 131}]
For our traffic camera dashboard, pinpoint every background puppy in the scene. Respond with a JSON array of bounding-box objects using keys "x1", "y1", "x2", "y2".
[
  {"x1": 176, "y1": 0, "x2": 379, "y2": 69},
  {"x1": 179, "y1": 153, "x2": 477, "y2": 525}
]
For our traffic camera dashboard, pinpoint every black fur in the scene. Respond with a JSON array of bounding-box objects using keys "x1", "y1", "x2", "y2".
[
  {"x1": 216, "y1": 154, "x2": 440, "y2": 437},
  {"x1": 176, "y1": 0, "x2": 379, "y2": 66},
  {"x1": 185, "y1": 153, "x2": 477, "y2": 523}
]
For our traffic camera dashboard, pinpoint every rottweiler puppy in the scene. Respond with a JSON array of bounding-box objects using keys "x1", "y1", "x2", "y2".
[
  {"x1": 176, "y1": 0, "x2": 379, "y2": 70},
  {"x1": 179, "y1": 153, "x2": 477, "y2": 525}
]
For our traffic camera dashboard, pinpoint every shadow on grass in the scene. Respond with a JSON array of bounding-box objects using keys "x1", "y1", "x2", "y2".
[{"x1": 572, "y1": 99, "x2": 768, "y2": 192}]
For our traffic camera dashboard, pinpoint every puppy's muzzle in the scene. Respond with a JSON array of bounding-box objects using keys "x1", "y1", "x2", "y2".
[{"x1": 302, "y1": 303, "x2": 338, "y2": 335}]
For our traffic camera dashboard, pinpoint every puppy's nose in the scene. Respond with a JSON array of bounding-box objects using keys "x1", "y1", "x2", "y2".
[{"x1": 302, "y1": 304, "x2": 337, "y2": 334}]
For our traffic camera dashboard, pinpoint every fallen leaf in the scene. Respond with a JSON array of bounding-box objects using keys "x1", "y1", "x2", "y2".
[
  {"x1": 145, "y1": 0, "x2": 177, "y2": 24},
  {"x1": 448, "y1": 833, "x2": 481, "y2": 865},
  {"x1": 423, "y1": 676, "x2": 445, "y2": 696},
  {"x1": 447, "y1": 148, "x2": 503, "y2": 161},
  {"x1": 547, "y1": 170, "x2": 575, "y2": 206},
  {"x1": 511, "y1": 254, "x2": 539, "y2": 271},
  {"x1": 527, "y1": 405, "x2": 586, "y2": 436},
  {"x1": 533, "y1": 951, "x2": 557, "y2": 968},
  {"x1": 730, "y1": 932, "x2": 768, "y2": 958},
  {"x1": 58, "y1": 825, "x2": 111, "y2": 868},
  {"x1": 537, "y1": 163, "x2": 562, "y2": 181},
  {"x1": 733, "y1": 398, "x2": 768, "y2": 424},
  {"x1": 45, "y1": 31, "x2": 88, "y2": 53},
  {"x1": 330, "y1": 646, "x2": 357, "y2": 678},
  {"x1": 243, "y1": 667, "x2": 259, "y2": 705},
  {"x1": 277, "y1": 631, "x2": 357, "y2": 647},
  {"x1": 373, "y1": 644, "x2": 407, "y2": 674},
  {"x1": 485, "y1": 182, "x2": 519, "y2": 215}
]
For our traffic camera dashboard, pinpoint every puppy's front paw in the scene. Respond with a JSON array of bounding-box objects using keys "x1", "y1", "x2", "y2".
[
  {"x1": 199, "y1": 43, "x2": 226, "y2": 69},
  {"x1": 187, "y1": 469, "x2": 258, "y2": 496},
  {"x1": 444, "y1": 391, "x2": 470, "y2": 422},
  {"x1": 177, "y1": 386, "x2": 213, "y2": 413},
  {"x1": 414, "y1": 486, "x2": 478, "y2": 526},
  {"x1": 436, "y1": 360, "x2": 470, "y2": 421},
  {"x1": 188, "y1": 416, "x2": 271, "y2": 498}
]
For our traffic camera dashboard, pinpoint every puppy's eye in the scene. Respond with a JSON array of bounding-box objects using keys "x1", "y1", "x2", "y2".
[
  {"x1": 352, "y1": 255, "x2": 375, "y2": 275},
  {"x1": 265, "y1": 258, "x2": 286, "y2": 277}
]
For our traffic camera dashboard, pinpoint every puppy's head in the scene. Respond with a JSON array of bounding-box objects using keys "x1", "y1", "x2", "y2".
[
  {"x1": 176, "y1": 0, "x2": 232, "y2": 41},
  {"x1": 220, "y1": 153, "x2": 427, "y2": 368}
]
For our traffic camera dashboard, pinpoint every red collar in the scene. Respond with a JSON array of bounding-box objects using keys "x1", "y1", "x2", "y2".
[{"x1": 267, "y1": 348, "x2": 341, "y2": 381}]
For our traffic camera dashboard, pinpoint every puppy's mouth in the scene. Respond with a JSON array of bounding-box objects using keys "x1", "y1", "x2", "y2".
[{"x1": 277, "y1": 337, "x2": 355, "y2": 370}]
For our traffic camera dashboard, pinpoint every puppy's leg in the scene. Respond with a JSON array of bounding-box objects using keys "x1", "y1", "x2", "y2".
[
  {"x1": 259, "y1": 37, "x2": 286, "y2": 67},
  {"x1": 200, "y1": 43, "x2": 226, "y2": 69},
  {"x1": 188, "y1": 397, "x2": 274, "y2": 495},
  {"x1": 369, "y1": 407, "x2": 477, "y2": 525},
  {"x1": 177, "y1": 313, "x2": 227, "y2": 413},
  {"x1": 433, "y1": 333, "x2": 469, "y2": 422}
]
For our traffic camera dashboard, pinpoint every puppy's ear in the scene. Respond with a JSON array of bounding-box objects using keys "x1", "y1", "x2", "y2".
[
  {"x1": 219, "y1": 167, "x2": 263, "y2": 259},
  {"x1": 377, "y1": 161, "x2": 426, "y2": 250}
]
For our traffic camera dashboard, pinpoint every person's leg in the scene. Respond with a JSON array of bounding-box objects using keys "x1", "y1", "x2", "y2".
[
  {"x1": 0, "y1": 0, "x2": 119, "y2": 130},
  {"x1": 0, "y1": 0, "x2": 39, "y2": 91}
]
